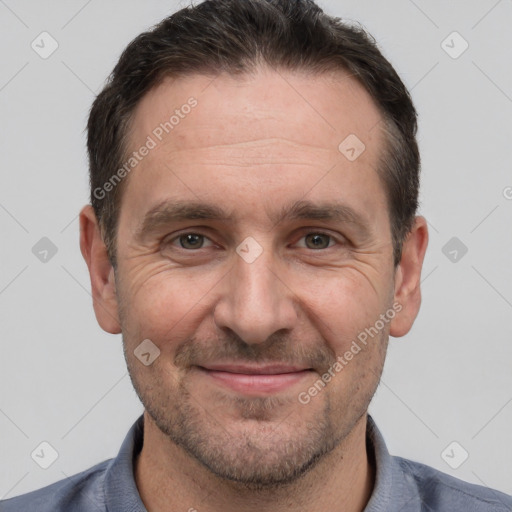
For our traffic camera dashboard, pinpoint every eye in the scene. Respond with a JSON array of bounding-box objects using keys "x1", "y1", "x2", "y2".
[
  {"x1": 296, "y1": 232, "x2": 338, "y2": 250},
  {"x1": 164, "y1": 230, "x2": 341, "y2": 252},
  {"x1": 169, "y1": 233, "x2": 215, "y2": 250}
]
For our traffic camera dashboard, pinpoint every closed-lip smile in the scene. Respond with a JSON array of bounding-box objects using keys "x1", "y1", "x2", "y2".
[{"x1": 196, "y1": 363, "x2": 314, "y2": 394}]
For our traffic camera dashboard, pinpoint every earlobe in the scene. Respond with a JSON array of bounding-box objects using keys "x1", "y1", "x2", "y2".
[
  {"x1": 79, "y1": 205, "x2": 122, "y2": 334},
  {"x1": 389, "y1": 216, "x2": 429, "y2": 338}
]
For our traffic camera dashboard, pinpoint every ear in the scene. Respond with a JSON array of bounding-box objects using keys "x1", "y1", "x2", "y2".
[
  {"x1": 389, "y1": 216, "x2": 429, "y2": 338},
  {"x1": 79, "y1": 205, "x2": 121, "y2": 334}
]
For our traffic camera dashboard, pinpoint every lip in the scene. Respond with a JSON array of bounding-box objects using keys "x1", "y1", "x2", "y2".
[{"x1": 196, "y1": 364, "x2": 314, "y2": 394}]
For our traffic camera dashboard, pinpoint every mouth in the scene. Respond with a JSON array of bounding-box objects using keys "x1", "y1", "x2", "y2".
[{"x1": 195, "y1": 364, "x2": 314, "y2": 394}]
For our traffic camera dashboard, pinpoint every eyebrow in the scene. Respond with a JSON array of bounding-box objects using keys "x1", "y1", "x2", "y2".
[
  {"x1": 134, "y1": 200, "x2": 235, "y2": 241},
  {"x1": 134, "y1": 198, "x2": 372, "y2": 241}
]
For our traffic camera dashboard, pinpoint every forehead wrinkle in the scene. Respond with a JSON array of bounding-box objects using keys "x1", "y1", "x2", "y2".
[{"x1": 153, "y1": 135, "x2": 338, "y2": 157}]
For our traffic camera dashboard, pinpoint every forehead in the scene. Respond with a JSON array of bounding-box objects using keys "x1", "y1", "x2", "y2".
[
  {"x1": 120, "y1": 66, "x2": 388, "y2": 229},
  {"x1": 129, "y1": 66, "x2": 383, "y2": 152}
]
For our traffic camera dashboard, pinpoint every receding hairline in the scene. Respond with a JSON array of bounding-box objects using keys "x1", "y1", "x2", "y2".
[
  {"x1": 98, "y1": 64, "x2": 406, "y2": 268},
  {"x1": 116, "y1": 62, "x2": 389, "y2": 189}
]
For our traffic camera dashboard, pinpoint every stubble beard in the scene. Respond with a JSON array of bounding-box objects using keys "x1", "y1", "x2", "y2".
[{"x1": 126, "y1": 358, "x2": 345, "y2": 490}]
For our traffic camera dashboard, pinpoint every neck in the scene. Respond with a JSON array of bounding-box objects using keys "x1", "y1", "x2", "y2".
[{"x1": 134, "y1": 411, "x2": 375, "y2": 512}]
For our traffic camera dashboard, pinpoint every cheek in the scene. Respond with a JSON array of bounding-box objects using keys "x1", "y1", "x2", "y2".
[
  {"x1": 300, "y1": 268, "x2": 386, "y2": 347},
  {"x1": 304, "y1": 271, "x2": 390, "y2": 403},
  {"x1": 119, "y1": 264, "x2": 223, "y2": 349},
  {"x1": 118, "y1": 253, "x2": 392, "y2": 359}
]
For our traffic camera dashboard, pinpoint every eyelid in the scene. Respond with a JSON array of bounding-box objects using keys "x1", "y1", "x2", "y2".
[
  {"x1": 291, "y1": 230, "x2": 342, "y2": 249},
  {"x1": 164, "y1": 228, "x2": 345, "y2": 251},
  {"x1": 165, "y1": 230, "x2": 216, "y2": 248}
]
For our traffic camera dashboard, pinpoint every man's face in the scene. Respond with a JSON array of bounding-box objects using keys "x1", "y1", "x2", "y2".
[{"x1": 109, "y1": 67, "x2": 401, "y2": 486}]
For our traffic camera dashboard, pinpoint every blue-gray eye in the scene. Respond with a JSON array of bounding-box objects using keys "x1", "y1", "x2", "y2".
[
  {"x1": 304, "y1": 233, "x2": 333, "y2": 250},
  {"x1": 179, "y1": 233, "x2": 206, "y2": 249}
]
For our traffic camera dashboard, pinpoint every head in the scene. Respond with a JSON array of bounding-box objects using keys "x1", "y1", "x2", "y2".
[{"x1": 80, "y1": 0, "x2": 428, "y2": 489}]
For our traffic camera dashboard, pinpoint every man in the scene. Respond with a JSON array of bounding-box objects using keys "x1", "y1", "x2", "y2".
[{"x1": 2, "y1": 0, "x2": 511, "y2": 510}]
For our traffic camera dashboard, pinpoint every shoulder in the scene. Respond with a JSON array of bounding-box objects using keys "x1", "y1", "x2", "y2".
[
  {"x1": 395, "y1": 455, "x2": 512, "y2": 511},
  {"x1": 0, "y1": 459, "x2": 111, "y2": 512}
]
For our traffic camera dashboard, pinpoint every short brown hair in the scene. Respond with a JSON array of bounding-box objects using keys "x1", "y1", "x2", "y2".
[{"x1": 87, "y1": 0, "x2": 420, "y2": 268}]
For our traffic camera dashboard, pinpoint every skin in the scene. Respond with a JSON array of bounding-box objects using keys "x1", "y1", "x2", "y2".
[{"x1": 80, "y1": 66, "x2": 428, "y2": 512}]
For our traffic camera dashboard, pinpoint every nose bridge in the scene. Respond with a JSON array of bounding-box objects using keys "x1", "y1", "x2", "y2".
[
  {"x1": 213, "y1": 238, "x2": 297, "y2": 345},
  {"x1": 236, "y1": 246, "x2": 279, "y2": 312}
]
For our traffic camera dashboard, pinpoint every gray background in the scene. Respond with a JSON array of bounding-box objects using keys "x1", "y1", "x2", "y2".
[{"x1": 1, "y1": 0, "x2": 511, "y2": 500}]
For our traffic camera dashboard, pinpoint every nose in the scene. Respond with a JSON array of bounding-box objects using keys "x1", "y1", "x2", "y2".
[{"x1": 213, "y1": 246, "x2": 298, "y2": 345}]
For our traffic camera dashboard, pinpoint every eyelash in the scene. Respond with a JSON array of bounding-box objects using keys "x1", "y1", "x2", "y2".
[{"x1": 164, "y1": 230, "x2": 343, "y2": 251}]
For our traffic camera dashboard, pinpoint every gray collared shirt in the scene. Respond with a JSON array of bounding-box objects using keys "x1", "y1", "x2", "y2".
[{"x1": 2, "y1": 414, "x2": 511, "y2": 511}]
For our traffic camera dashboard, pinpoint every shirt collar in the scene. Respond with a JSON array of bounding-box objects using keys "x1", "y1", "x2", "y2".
[
  {"x1": 104, "y1": 414, "x2": 146, "y2": 512},
  {"x1": 103, "y1": 413, "x2": 403, "y2": 512},
  {"x1": 363, "y1": 414, "x2": 394, "y2": 511}
]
